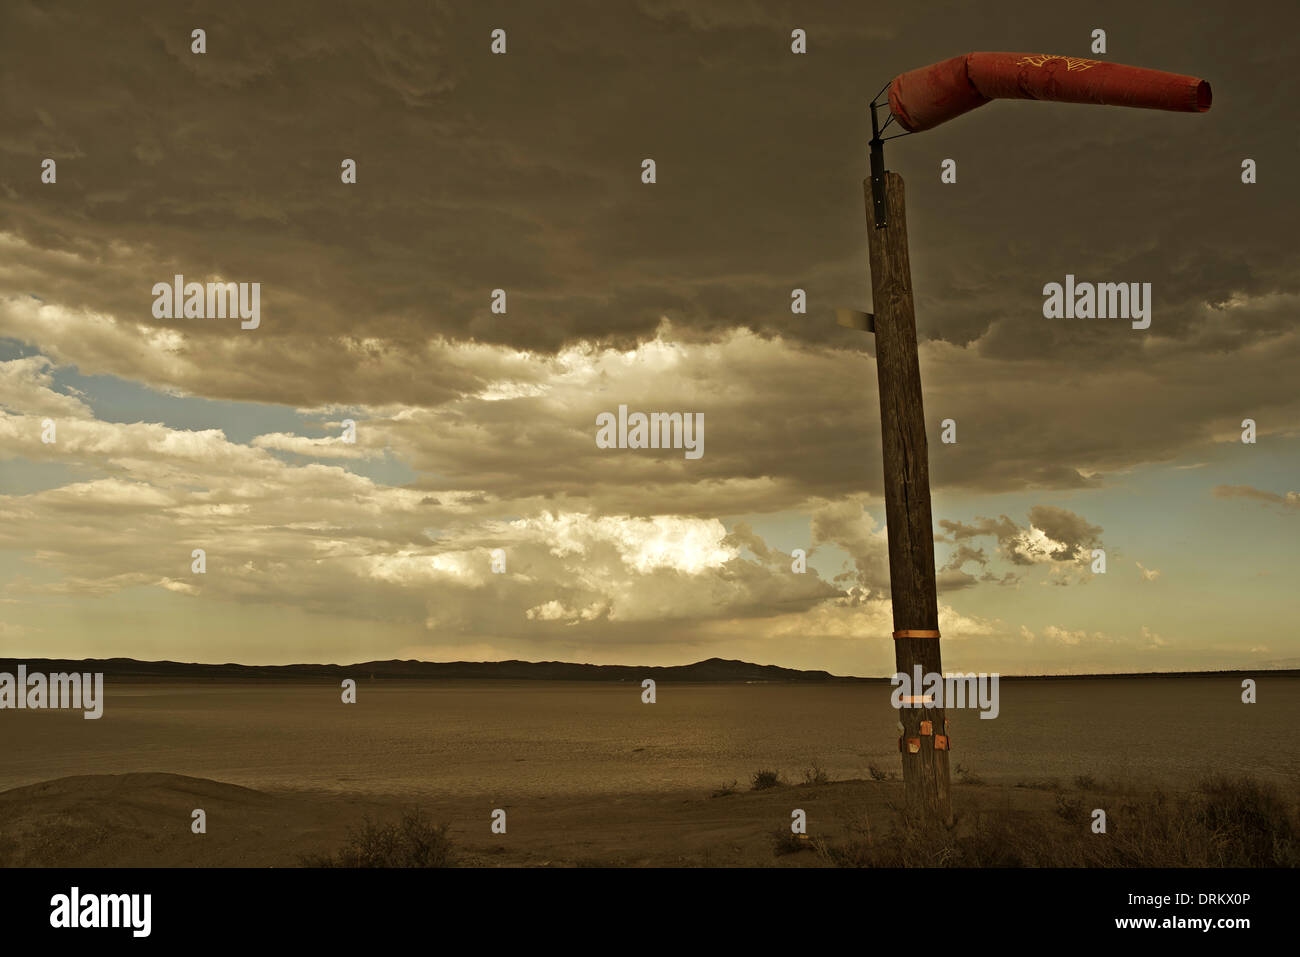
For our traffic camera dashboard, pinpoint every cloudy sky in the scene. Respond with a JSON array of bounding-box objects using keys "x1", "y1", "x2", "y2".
[{"x1": 1, "y1": 1, "x2": 1296, "y2": 675}]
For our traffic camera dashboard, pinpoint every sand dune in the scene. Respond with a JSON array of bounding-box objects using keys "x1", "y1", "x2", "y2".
[{"x1": 0, "y1": 772, "x2": 391, "y2": 867}]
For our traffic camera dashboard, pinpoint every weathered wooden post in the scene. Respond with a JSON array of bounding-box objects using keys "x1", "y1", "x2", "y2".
[{"x1": 865, "y1": 109, "x2": 951, "y2": 826}]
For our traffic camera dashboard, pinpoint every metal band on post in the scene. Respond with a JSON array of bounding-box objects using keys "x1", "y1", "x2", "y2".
[
  {"x1": 892, "y1": 629, "x2": 941, "y2": 639},
  {"x1": 869, "y1": 101, "x2": 888, "y2": 228}
]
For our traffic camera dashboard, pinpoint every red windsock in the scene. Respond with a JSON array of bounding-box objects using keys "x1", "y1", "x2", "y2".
[{"x1": 887, "y1": 52, "x2": 1212, "y2": 133}]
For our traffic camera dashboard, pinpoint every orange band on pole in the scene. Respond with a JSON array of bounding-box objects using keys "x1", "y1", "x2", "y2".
[{"x1": 892, "y1": 629, "x2": 941, "y2": 638}]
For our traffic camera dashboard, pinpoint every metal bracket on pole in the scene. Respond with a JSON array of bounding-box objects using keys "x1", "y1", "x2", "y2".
[
  {"x1": 869, "y1": 100, "x2": 888, "y2": 229},
  {"x1": 835, "y1": 308, "x2": 875, "y2": 333}
]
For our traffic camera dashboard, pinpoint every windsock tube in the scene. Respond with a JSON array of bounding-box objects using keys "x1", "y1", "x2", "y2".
[{"x1": 887, "y1": 52, "x2": 1212, "y2": 133}]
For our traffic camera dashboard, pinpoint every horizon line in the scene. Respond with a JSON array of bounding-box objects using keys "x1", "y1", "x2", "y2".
[{"x1": 1, "y1": 655, "x2": 1295, "y2": 682}]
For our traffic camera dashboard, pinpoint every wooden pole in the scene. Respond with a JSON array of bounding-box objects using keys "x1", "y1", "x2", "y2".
[{"x1": 865, "y1": 170, "x2": 952, "y2": 826}]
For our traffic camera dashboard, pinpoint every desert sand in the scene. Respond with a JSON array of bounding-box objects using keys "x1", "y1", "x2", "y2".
[{"x1": 0, "y1": 771, "x2": 1089, "y2": 868}]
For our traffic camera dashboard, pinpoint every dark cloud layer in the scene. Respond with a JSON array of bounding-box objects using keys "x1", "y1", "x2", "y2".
[{"x1": 3, "y1": 0, "x2": 1295, "y2": 355}]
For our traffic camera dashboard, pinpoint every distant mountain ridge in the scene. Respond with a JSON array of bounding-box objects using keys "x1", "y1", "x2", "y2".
[
  {"x1": 2, "y1": 657, "x2": 1292, "y2": 682},
  {"x1": 0, "y1": 656, "x2": 866, "y2": 683}
]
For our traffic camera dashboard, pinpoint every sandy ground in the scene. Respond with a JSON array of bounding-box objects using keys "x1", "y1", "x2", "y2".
[{"x1": 0, "y1": 771, "x2": 1071, "y2": 867}]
